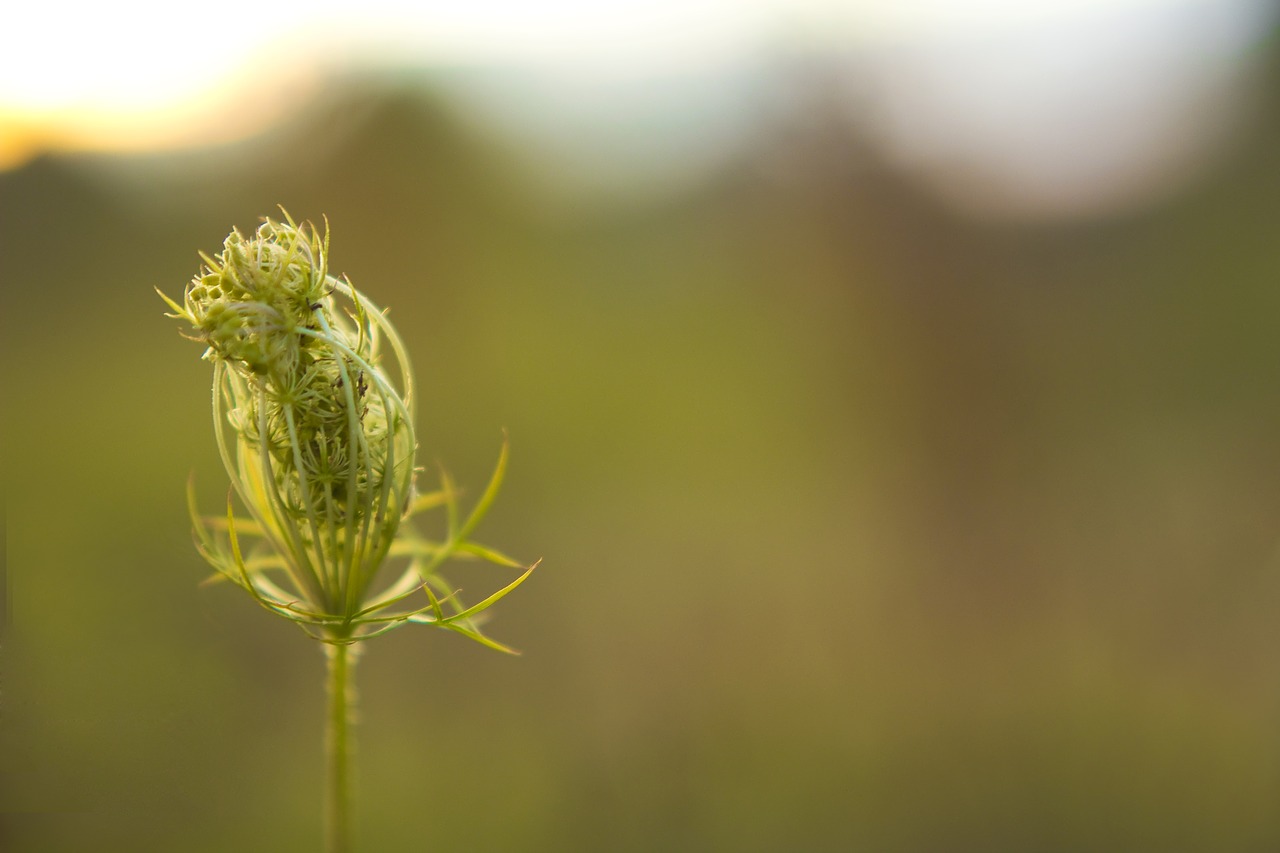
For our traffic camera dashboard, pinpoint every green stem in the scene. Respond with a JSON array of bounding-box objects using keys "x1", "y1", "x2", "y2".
[{"x1": 325, "y1": 642, "x2": 359, "y2": 853}]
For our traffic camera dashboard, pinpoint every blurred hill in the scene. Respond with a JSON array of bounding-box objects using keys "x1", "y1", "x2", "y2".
[{"x1": 5, "y1": 36, "x2": 1280, "y2": 850}]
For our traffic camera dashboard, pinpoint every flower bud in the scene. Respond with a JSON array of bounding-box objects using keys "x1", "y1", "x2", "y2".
[
  {"x1": 161, "y1": 211, "x2": 531, "y2": 650},
  {"x1": 164, "y1": 212, "x2": 417, "y2": 636}
]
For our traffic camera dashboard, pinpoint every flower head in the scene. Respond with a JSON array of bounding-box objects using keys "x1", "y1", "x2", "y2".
[{"x1": 161, "y1": 211, "x2": 533, "y2": 647}]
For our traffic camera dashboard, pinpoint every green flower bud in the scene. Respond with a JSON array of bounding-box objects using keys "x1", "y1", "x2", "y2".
[
  {"x1": 159, "y1": 210, "x2": 533, "y2": 649},
  {"x1": 159, "y1": 210, "x2": 536, "y2": 853},
  {"x1": 162, "y1": 212, "x2": 417, "y2": 637}
]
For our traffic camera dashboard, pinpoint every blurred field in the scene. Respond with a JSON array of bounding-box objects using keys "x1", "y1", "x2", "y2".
[{"x1": 4, "y1": 30, "x2": 1280, "y2": 851}]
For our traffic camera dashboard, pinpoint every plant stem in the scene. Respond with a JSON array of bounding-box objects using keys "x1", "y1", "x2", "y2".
[{"x1": 325, "y1": 642, "x2": 359, "y2": 853}]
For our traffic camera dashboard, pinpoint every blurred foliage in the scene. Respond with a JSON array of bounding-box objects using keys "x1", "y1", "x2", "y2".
[{"x1": 4, "y1": 32, "x2": 1280, "y2": 851}]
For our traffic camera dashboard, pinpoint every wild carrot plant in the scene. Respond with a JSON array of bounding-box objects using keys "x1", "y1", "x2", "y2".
[{"x1": 159, "y1": 211, "x2": 535, "y2": 853}]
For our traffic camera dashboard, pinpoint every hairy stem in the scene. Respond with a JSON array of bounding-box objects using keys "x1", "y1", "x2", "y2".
[{"x1": 325, "y1": 642, "x2": 359, "y2": 853}]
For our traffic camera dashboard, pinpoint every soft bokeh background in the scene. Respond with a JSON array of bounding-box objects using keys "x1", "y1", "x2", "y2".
[{"x1": 5, "y1": 1, "x2": 1280, "y2": 850}]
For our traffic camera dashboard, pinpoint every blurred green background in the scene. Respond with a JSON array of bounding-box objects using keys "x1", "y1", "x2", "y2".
[{"x1": 5, "y1": 8, "x2": 1280, "y2": 851}]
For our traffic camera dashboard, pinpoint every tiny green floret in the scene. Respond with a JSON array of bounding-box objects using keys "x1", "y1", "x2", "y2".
[{"x1": 161, "y1": 211, "x2": 534, "y2": 648}]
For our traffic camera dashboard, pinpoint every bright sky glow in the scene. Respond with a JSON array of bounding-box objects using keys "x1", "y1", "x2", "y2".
[
  {"x1": 0, "y1": 0, "x2": 1273, "y2": 217},
  {"x1": 0, "y1": 0, "x2": 771, "y2": 167},
  {"x1": 3, "y1": 0, "x2": 1245, "y2": 111}
]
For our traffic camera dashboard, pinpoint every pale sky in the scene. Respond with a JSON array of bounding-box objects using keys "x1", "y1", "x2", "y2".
[
  {"x1": 1, "y1": 0, "x2": 1251, "y2": 111},
  {"x1": 1, "y1": 0, "x2": 1273, "y2": 217}
]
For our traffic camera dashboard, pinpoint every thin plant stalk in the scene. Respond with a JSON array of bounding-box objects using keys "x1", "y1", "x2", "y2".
[{"x1": 325, "y1": 643, "x2": 359, "y2": 853}]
